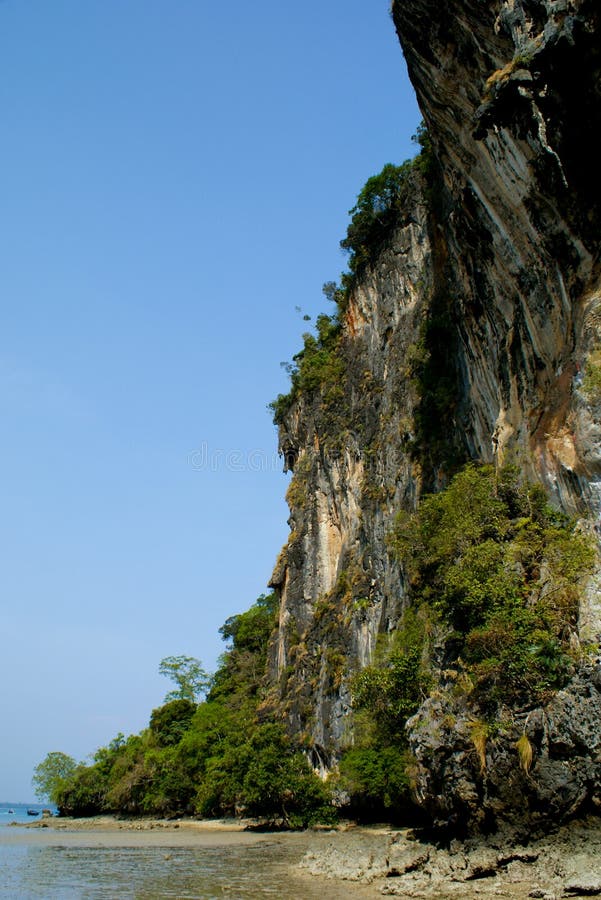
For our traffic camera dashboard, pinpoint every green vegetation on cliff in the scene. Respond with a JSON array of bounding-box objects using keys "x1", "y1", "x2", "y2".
[
  {"x1": 391, "y1": 464, "x2": 594, "y2": 707},
  {"x1": 269, "y1": 127, "x2": 431, "y2": 427},
  {"x1": 47, "y1": 593, "x2": 335, "y2": 827},
  {"x1": 334, "y1": 464, "x2": 595, "y2": 818}
]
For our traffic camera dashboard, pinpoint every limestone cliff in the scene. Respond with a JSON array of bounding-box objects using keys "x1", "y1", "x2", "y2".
[{"x1": 267, "y1": 0, "x2": 601, "y2": 826}]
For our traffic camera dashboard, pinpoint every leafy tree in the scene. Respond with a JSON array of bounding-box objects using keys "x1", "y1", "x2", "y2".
[
  {"x1": 149, "y1": 699, "x2": 196, "y2": 747},
  {"x1": 338, "y1": 746, "x2": 413, "y2": 820},
  {"x1": 240, "y1": 724, "x2": 336, "y2": 827},
  {"x1": 32, "y1": 751, "x2": 77, "y2": 804},
  {"x1": 159, "y1": 655, "x2": 211, "y2": 703}
]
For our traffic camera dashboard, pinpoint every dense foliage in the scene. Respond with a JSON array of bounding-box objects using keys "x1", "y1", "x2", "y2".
[
  {"x1": 340, "y1": 161, "x2": 417, "y2": 273},
  {"x1": 52, "y1": 594, "x2": 335, "y2": 827},
  {"x1": 32, "y1": 751, "x2": 77, "y2": 804},
  {"x1": 389, "y1": 464, "x2": 595, "y2": 708},
  {"x1": 336, "y1": 465, "x2": 595, "y2": 817}
]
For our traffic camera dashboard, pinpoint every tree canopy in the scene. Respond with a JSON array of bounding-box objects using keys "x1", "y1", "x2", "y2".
[
  {"x1": 158, "y1": 655, "x2": 211, "y2": 703},
  {"x1": 32, "y1": 751, "x2": 77, "y2": 804}
]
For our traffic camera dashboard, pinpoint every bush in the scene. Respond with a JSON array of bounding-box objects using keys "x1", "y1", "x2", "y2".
[
  {"x1": 269, "y1": 313, "x2": 344, "y2": 425},
  {"x1": 340, "y1": 162, "x2": 416, "y2": 273},
  {"x1": 351, "y1": 648, "x2": 429, "y2": 742},
  {"x1": 390, "y1": 464, "x2": 595, "y2": 705},
  {"x1": 338, "y1": 746, "x2": 413, "y2": 819}
]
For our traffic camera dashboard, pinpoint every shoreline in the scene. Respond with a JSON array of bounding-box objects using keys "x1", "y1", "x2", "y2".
[
  {"x1": 6, "y1": 813, "x2": 601, "y2": 897},
  {"x1": 19, "y1": 814, "x2": 254, "y2": 832},
  {"x1": 1, "y1": 814, "x2": 302, "y2": 848}
]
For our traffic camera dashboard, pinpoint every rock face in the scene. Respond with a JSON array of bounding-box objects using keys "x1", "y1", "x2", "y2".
[
  {"x1": 407, "y1": 663, "x2": 601, "y2": 831},
  {"x1": 393, "y1": 0, "x2": 601, "y2": 510},
  {"x1": 267, "y1": 0, "x2": 601, "y2": 825},
  {"x1": 268, "y1": 178, "x2": 433, "y2": 761}
]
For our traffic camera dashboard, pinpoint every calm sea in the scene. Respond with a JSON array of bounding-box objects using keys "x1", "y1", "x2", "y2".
[
  {"x1": 0, "y1": 804, "x2": 56, "y2": 827},
  {"x1": 0, "y1": 805, "x2": 375, "y2": 899}
]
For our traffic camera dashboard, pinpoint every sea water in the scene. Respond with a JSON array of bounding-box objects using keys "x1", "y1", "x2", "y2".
[
  {"x1": 0, "y1": 807, "x2": 375, "y2": 899},
  {"x1": 0, "y1": 804, "x2": 56, "y2": 827}
]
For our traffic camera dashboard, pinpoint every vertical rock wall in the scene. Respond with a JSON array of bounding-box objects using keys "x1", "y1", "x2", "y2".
[{"x1": 267, "y1": 0, "x2": 601, "y2": 769}]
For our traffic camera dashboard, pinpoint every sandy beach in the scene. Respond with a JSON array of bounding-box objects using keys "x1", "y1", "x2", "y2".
[{"x1": 2, "y1": 815, "x2": 288, "y2": 847}]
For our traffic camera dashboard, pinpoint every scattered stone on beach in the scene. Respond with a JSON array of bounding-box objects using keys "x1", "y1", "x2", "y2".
[
  {"x1": 386, "y1": 840, "x2": 430, "y2": 877},
  {"x1": 301, "y1": 816, "x2": 601, "y2": 899}
]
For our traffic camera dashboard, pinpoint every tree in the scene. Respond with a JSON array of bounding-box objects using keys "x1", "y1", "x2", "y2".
[
  {"x1": 32, "y1": 751, "x2": 77, "y2": 804},
  {"x1": 158, "y1": 655, "x2": 210, "y2": 703},
  {"x1": 340, "y1": 161, "x2": 413, "y2": 272},
  {"x1": 149, "y1": 699, "x2": 196, "y2": 746}
]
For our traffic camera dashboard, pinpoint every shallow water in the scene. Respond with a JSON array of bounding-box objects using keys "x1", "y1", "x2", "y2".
[
  {"x1": 0, "y1": 804, "x2": 54, "y2": 827},
  {"x1": 0, "y1": 829, "x2": 377, "y2": 899}
]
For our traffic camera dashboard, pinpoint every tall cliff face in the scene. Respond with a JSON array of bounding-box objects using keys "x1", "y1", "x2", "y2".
[
  {"x1": 268, "y1": 174, "x2": 436, "y2": 763},
  {"x1": 393, "y1": 0, "x2": 601, "y2": 511},
  {"x1": 267, "y1": 0, "x2": 601, "y2": 823}
]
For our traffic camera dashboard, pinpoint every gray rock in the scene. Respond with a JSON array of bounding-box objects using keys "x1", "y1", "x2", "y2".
[
  {"x1": 386, "y1": 842, "x2": 430, "y2": 876},
  {"x1": 464, "y1": 848, "x2": 499, "y2": 880}
]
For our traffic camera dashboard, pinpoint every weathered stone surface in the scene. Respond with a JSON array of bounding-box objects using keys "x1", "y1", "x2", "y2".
[
  {"x1": 267, "y1": 0, "x2": 601, "y2": 829},
  {"x1": 406, "y1": 665, "x2": 601, "y2": 828},
  {"x1": 302, "y1": 818, "x2": 601, "y2": 899},
  {"x1": 564, "y1": 878, "x2": 601, "y2": 896}
]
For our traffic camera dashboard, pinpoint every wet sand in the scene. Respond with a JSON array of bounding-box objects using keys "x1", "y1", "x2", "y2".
[
  {"x1": 1, "y1": 815, "x2": 286, "y2": 847},
  {"x1": 0, "y1": 817, "x2": 379, "y2": 899}
]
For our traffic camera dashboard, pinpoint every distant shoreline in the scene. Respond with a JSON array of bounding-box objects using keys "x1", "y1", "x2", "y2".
[
  {"x1": 1, "y1": 815, "x2": 299, "y2": 848},
  {"x1": 22, "y1": 814, "x2": 252, "y2": 832}
]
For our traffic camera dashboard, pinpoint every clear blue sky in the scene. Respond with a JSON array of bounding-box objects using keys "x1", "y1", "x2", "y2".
[{"x1": 0, "y1": 0, "x2": 419, "y2": 800}]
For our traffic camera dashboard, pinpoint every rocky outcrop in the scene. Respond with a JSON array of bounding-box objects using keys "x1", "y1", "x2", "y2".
[
  {"x1": 407, "y1": 662, "x2": 601, "y2": 831},
  {"x1": 301, "y1": 818, "x2": 601, "y2": 898},
  {"x1": 267, "y1": 0, "x2": 601, "y2": 826}
]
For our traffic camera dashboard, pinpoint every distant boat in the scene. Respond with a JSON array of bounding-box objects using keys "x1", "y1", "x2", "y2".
[
  {"x1": 26, "y1": 810, "x2": 39, "y2": 817},
  {"x1": 8, "y1": 809, "x2": 14, "y2": 814}
]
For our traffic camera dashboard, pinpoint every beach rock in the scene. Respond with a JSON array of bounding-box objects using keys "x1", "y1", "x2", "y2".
[
  {"x1": 302, "y1": 818, "x2": 601, "y2": 898},
  {"x1": 386, "y1": 840, "x2": 430, "y2": 876},
  {"x1": 464, "y1": 848, "x2": 499, "y2": 880}
]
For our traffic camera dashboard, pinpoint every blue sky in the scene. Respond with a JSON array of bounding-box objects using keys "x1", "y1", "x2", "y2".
[{"x1": 0, "y1": 0, "x2": 419, "y2": 800}]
